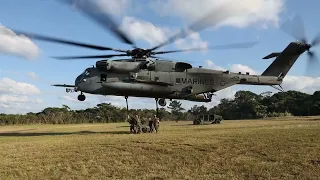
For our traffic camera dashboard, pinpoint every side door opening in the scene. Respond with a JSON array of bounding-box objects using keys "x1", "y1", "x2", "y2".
[{"x1": 100, "y1": 74, "x2": 107, "y2": 82}]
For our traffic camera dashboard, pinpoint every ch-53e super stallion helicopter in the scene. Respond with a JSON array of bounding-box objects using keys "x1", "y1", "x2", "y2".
[{"x1": 12, "y1": 1, "x2": 320, "y2": 115}]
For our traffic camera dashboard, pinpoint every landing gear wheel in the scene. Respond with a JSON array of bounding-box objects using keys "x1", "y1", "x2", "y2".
[
  {"x1": 78, "y1": 94, "x2": 86, "y2": 101},
  {"x1": 158, "y1": 98, "x2": 166, "y2": 106}
]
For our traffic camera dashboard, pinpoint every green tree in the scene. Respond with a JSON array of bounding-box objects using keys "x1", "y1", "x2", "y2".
[
  {"x1": 188, "y1": 105, "x2": 207, "y2": 116},
  {"x1": 234, "y1": 91, "x2": 266, "y2": 119},
  {"x1": 168, "y1": 100, "x2": 185, "y2": 120},
  {"x1": 2, "y1": 90, "x2": 320, "y2": 125}
]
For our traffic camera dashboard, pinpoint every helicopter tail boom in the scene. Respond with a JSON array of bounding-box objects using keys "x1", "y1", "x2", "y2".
[{"x1": 261, "y1": 42, "x2": 303, "y2": 78}]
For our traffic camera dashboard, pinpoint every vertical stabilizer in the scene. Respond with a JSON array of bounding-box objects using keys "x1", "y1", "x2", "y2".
[{"x1": 261, "y1": 42, "x2": 306, "y2": 77}]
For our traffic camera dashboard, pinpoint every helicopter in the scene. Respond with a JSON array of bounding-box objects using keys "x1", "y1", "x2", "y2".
[{"x1": 11, "y1": 1, "x2": 320, "y2": 115}]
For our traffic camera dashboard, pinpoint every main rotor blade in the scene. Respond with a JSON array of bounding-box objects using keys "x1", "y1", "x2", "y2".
[
  {"x1": 311, "y1": 32, "x2": 320, "y2": 46},
  {"x1": 52, "y1": 54, "x2": 128, "y2": 60},
  {"x1": 153, "y1": 41, "x2": 259, "y2": 55},
  {"x1": 58, "y1": 0, "x2": 136, "y2": 47},
  {"x1": 148, "y1": 2, "x2": 243, "y2": 51},
  {"x1": 280, "y1": 15, "x2": 307, "y2": 42},
  {"x1": 13, "y1": 30, "x2": 127, "y2": 52}
]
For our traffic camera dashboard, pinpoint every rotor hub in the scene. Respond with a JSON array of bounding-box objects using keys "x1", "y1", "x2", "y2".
[
  {"x1": 130, "y1": 48, "x2": 152, "y2": 58},
  {"x1": 305, "y1": 43, "x2": 312, "y2": 51}
]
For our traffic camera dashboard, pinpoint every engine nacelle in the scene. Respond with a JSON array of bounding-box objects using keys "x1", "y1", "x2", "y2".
[
  {"x1": 158, "y1": 98, "x2": 167, "y2": 106},
  {"x1": 96, "y1": 60, "x2": 146, "y2": 73}
]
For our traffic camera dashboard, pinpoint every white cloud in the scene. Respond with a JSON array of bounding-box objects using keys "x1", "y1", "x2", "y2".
[
  {"x1": 98, "y1": 95, "x2": 123, "y2": 104},
  {"x1": 229, "y1": 64, "x2": 258, "y2": 75},
  {"x1": 121, "y1": 16, "x2": 170, "y2": 46},
  {"x1": 94, "y1": 0, "x2": 131, "y2": 16},
  {"x1": 62, "y1": 95, "x2": 78, "y2": 103},
  {"x1": 26, "y1": 72, "x2": 38, "y2": 80},
  {"x1": 206, "y1": 60, "x2": 258, "y2": 75},
  {"x1": 120, "y1": 16, "x2": 208, "y2": 50},
  {"x1": 59, "y1": 94, "x2": 95, "y2": 108},
  {"x1": 0, "y1": 98, "x2": 43, "y2": 114},
  {"x1": 71, "y1": 1, "x2": 209, "y2": 50},
  {"x1": 150, "y1": 0, "x2": 285, "y2": 28},
  {"x1": 0, "y1": 95, "x2": 42, "y2": 104},
  {"x1": 0, "y1": 24, "x2": 40, "y2": 60},
  {"x1": 210, "y1": 87, "x2": 236, "y2": 105},
  {"x1": 205, "y1": 60, "x2": 225, "y2": 70},
  {"x1": 0, "y1": 78, "x2": 43, "y2": 114},
  {"x1": 70, "y1": 0, "x2": 131, "y2": 16},
  {"x1": 174, "y1": 31, "x2": 208, "y2": 50},
  {"x1": 0, "y1": 77, "x2": 41, "y2": 95},
  {"x1": 282, "y1": 76, "x2": 320, "y2": 94}
]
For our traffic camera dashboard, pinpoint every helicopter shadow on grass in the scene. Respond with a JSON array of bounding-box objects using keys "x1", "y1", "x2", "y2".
[
  {"x1": 116, "y1": 125, "x2": 130, "y2": 128},
  {"x1": 170, "y1": 123, "x2": 214, "y2": 127},
  {"x1": 170, "y1": 124, "x2": 194, "y2": 127},
  {"x1": 0, "y1": 130, "x2": 131, "y2": 137}
]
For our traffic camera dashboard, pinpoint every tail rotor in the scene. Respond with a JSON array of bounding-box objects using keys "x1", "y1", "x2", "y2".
[{"x1": 280, "y1": 15, "x2": 320, "y2": 76}]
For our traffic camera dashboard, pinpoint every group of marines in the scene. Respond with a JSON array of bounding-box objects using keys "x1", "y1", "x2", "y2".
[{"x1": 128, "y1": 114, "x2": 160, "y2": 134}]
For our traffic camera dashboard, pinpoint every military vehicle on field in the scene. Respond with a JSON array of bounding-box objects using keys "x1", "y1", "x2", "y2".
[{"x1": 193, "y1": 114, "x2": 223, "y2": 125}]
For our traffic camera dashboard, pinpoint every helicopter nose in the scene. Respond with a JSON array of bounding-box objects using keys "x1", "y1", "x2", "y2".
[{"x1": 75, "y1": 74, "x2": 82, "y2": 86}]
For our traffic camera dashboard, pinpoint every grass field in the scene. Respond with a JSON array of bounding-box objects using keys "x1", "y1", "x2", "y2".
[{"x1": 0, "y1": 117, "x2": 319, "y2": 180}]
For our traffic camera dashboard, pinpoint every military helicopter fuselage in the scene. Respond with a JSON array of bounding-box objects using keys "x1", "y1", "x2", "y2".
[
  {"x1": 71, "y1": 61, "x2": 270, "y2": 106},
  {"x1": 74, "y1": 62, "x2": 281, "y2": 104},
  {"x1": 54, "y1": 41, "x2": 310, "y2": 107}
]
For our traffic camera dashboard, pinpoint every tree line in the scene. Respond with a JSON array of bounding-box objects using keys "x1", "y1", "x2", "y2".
[{"x1": 0, "y1": 90, "x2": 319, "y2": 125}]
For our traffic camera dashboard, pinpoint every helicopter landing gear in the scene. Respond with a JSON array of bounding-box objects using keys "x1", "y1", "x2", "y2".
[
  {"x1": 78, "y1": 92, "x2": 86, "y2": 101},
  {"x1": 125, "y1": 96, "x2": 129, "y2": 119},
  {"x1": 155, "y1": 98, "x2": 159, "y2": 118},
  {"x1": 158, "y1": 98, "x2": 166, "y2": 106}
]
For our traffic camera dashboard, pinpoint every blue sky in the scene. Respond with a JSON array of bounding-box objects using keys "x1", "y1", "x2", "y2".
[{"x1": 1, "y1": 0, "x2": 320, "y2": 114}]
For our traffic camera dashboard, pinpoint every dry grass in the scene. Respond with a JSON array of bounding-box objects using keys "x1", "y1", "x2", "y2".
[{"x1": 0, "y1": 117, "x2": 319, "y2": 180}]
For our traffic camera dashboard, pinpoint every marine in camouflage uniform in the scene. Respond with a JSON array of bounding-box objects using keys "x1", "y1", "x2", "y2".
[
  {"x1": 148, "y1": 117, "x2": 154, "y2": 133},
  {"x1": 128, "y1": 115, "x2": 136, "y2": 133},
  {"x1": 135, "y1": 114, "x2": 142, "y2": 134},
  {"x1": 153, "y1": 115, "x2": 160, "y2": 133}
]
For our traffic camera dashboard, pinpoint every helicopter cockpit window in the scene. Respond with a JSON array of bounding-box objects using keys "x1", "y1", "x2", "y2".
[{"x1": 83, "y1": 69, "x2": 91, "y2": 77}]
